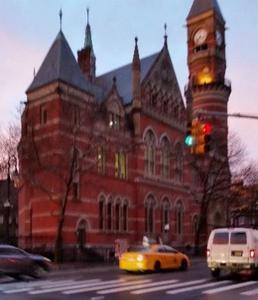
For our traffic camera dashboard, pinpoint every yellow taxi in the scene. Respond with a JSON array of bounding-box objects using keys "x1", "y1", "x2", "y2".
[{"x1": 119, "y1": 244, "x2": 190, "y2": 272}]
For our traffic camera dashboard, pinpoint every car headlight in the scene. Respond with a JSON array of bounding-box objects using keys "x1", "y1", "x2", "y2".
[{"x1": 136, "y1": 255, "x2": 144, "y2": 262}]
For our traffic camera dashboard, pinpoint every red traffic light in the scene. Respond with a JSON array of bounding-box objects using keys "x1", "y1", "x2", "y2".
[{"x1": 202, "y1": 122, "x2": 212, "y2": 135}]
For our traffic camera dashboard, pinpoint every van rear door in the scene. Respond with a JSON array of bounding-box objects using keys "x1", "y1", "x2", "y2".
[
  {"x1": 210, "y1": 231, "x2": 229, "y2": 262},
  {"x1": 229, "y1": 231, "x2": 249, "y2": 264}
]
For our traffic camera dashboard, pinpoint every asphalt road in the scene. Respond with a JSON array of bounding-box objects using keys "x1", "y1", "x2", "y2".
[{"x1": 0, "y1": 259, "x2": 258, "y2": 300}]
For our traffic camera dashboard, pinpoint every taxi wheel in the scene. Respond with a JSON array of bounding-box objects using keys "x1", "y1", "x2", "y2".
[
  {"x1": 180, "y1": 259, "x2": 188, "y2": 271},
  {"x1": 154, "y1": 261, "x2": 161, "y2": 272}
]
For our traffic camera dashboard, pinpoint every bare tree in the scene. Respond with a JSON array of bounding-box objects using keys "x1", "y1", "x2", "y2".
[
  {"x1": 19, "y1": 107, "x2": 110, "y2": 263},
  {"x1": 188, "y1": 132, "x2": 255, "y2": 254},
  {"x1": 0, "y1": 124, "x2": 20, "y2": 179}
]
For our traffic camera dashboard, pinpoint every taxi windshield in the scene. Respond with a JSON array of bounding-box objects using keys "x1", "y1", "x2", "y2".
[{"x1": 127, "y1": 246, "x2": 150, "y2": 252}]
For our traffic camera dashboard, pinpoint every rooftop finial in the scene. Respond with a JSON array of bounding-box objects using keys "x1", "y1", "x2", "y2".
[
  {"x1": 59, "y1": 8, "x2": 63, "y2": 31},
  {"x1": 33, "y1": 67, "x2": 36, "y2": 78},
  {"x1": 87, "y1": 7, "x2": 89, "y2": 25},
  {"x1": 164, "y1": 23, "x2": 168, "y2": 45}
]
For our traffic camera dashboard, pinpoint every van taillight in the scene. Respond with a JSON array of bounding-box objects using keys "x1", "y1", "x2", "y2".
[
  {"x1": 207, "y1": 249, "x2": 210, "y2": 257},
  {"x1": 250, "y1": 249, "x2": 255, "y2": 258}
]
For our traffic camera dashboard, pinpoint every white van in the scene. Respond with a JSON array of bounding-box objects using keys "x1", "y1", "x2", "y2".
[{"x1": 207, "y1": 227, "x2": 258, "y2": 278}]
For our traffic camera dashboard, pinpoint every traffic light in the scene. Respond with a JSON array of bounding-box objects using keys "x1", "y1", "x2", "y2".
[
  {"x1": 184, "y1": 122, "x2": 195, "y2": 147},
  {"x1": 195, "y1": 121, "x2": 212, "y2": 154}
]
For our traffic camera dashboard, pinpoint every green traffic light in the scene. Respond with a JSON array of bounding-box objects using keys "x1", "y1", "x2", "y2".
[{"x1": 185, "y1": 135, "x2": 194, "y2": 146}]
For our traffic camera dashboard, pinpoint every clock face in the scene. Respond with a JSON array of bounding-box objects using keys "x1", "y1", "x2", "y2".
[
  {"x1": 216, "y1": 30, "x2": 222, "y2": 46},
  {"x1": 194, "y1": 29, "x2": 208, "y2": 45}
]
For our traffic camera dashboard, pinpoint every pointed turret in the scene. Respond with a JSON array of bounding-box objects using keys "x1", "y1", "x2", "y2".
[
  {"x1": 132, "y1": 37, "x2": 141, "y2": 104},
  {"x1": 27, "y1": 31, "x2": 92, "y2": 93},
  {"x1": 131, "y1": 37, "x2": 141, "y2": 137},
  {"x1": 187, "y1": 0, "x2": 224, "y2": 21},
  {"x1": 78, "y1": 8, "x2": 96, "y2": 81}
]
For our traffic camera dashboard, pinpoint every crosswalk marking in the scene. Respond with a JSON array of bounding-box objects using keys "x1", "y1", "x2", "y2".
[
  {"x1": 130, "y1": 279, "x2": 207, "y2": 295},
  {"x1": 97, "y1": 279, "x2": 179, "y2": 294},
  {"x1": 167, "y1": 280, "x2": 232, "y2": 295},
  {"x1": 241, "y1": 288, "x2": 258, "y2": 296},
  {"x1": 4, "y1": 279, "x2": 100, "y2": 294},
  {"x1": 203, "y1": 281, "x2": 258, "y2": 294},
  {"x1": 0, "y1": 279, "x2": 56, "y2": 290},
  {"x1": 1, "y1": 276, "x2": 258, "y2": 297},
  {"x1": 63, "y1": 279, "x2": 152, "y2": 295},
  {"x1": 30, "y1": 279, "x2": 125, "y2": 295}
]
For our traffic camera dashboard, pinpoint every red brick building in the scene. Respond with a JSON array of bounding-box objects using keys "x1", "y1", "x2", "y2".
[{"x1": 18, "y1": 0, "x2": 230, "y2": 258}]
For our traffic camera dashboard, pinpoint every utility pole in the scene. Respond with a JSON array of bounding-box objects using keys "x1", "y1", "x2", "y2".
[{"x1": 196, "y1": 110, "x2": 258, "y2": 120}]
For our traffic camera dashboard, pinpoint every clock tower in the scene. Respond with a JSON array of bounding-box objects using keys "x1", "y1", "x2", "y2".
[{"x1": 185, "y1": 0, "x2": 231, "y2": 157}]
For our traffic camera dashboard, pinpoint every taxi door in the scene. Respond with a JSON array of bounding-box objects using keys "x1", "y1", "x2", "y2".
[{"x1": 164, "y1": 245, "x2": 180, "y2": 269}]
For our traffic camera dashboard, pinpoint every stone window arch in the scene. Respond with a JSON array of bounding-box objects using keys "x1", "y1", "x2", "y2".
[
  {"x1": 175, "y1": 200, "x2": 184, "y2": 236},
  {"x1": 144, "y1": 129, "x2": 156, "y2": 176},
  {"x1": 106, "y1": 197, "x2": 113, "y2": 231},
  {"x1": 174, "y1": 143, "x2": 183, "y2": 182},
  {"x1": 76, "y1": 219, "x2": 87, "y2": 249},
  {"x1": 114, "y1": 198, "x2": 121, "y2": 231},
  {"x1": 144, "y1": 195, "x2": 157, "y2": 234},
  {"x1": 192, "y1": 214, "x2": 199, "y2": 236},
  {"x1": 161, "y1": 197, "x2": 171, "y2": 232},
  {"x1": 98, "y1": 195, "x2": 105, "y2": 230},
  {"x1": 160, "y1": 137, "x2": 170, "y2": 178},
  {"x1": 122, "y1": 199, "x2": 128, "y2": 232}
]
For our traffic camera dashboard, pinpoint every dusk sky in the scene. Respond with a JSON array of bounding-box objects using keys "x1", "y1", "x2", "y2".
[{"x1": 1, "y1": 0, "x2": 258, "y2": 162}]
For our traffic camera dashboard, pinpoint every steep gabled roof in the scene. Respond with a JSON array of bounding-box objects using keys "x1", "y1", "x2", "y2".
[
  {"x1": 27, "y1": 31, "x2": 103, "y2": 99},
  {"x1": 96, "y1": 53, "x2": 159, "y2": 104},
  {"x1": 187, "y1": 0, "x2": 224, "y2": 21}
]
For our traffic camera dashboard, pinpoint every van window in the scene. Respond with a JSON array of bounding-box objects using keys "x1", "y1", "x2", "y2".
[
  {"x1": 230, "y1": 232, "x2": 247, "y2": 244},
  {"x1": 213, "y1": 232, "x2": 229, "y2": 244}
]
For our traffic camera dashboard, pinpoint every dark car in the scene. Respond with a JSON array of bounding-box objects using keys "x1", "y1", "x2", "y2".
[{"x1": 0, "y1": 244, "x2": 52, "y2": 279}]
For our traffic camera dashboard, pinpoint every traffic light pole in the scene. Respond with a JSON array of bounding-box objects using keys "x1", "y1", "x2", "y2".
[{"x1": 196, "y1": 110, "x2": 258, "y2": 120}]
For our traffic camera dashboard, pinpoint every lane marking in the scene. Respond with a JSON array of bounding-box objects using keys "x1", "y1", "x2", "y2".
[
  {"x1": 30, "y1": 279, "x2": 126, "y2": 295},
  {"x1": 203, "y1": 281, "x2": 257, "y2": 294},
  {"x1": 241, "y1": 287, "x2": 258, "y2": 296},
  {"x1": 97, "y1": 279, "x2": 179, "y2": 294},
  {"x1": 63, "y1": 279, "x2": 152, "y2": 295},
  {"x1": 167, "y1": 280, "x2": 232, "y2": 294}
]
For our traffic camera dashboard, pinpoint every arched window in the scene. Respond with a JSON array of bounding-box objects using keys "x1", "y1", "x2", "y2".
[
  {"x1": 145, "y1": 196, "x2": 156, "y2": 234},
  {"x1": 192, "y1": 215, "x2": 199, "y2": 236},
  {"x1": 99, "y1": 196, "x2": 105, "y2": 230},
  {"x1": 175, "y1": 201, "x2": 184, "y2": 236},
  {"x1": 106, "y1": 199, "x2": 112, "y2": 231},
  {"x1": 144, "y1": 130, "x2": 156, "y2": 176},
  {"x1": 122, "y1": 200, "x2": 128, "y2": 232},
  {"x1": 76, "y1": 219, "x2": 86, "y2": 249},
  {"x1": 161, "y1": 198, "x2": 170, "y2": 232},
  {"x1": 114, "y1": 200, "x2": 121, "y2": 231},
  {"x1": 160, "y1": 137, "x2": 170, "y2": 178},
  {"x1": 115, "y1": 151, "x2": 127, "y2": 179},
  {"x1": 175, "y1": 143, "x2": 183, "y2": 182},
  {"x1": 97, "y1": 146, "x2": 105, "y2": 174}
]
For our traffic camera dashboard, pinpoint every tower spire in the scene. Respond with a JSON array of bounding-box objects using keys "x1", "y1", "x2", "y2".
[
  {"x1": 59, "y1": 8, "x2": 63, "y2": 31},
  {"x1": 87, "y1": 7, "x2": 89, "y2": 25},
  {"x1": 164, "y1": 23, "x2": 168, "y2": 46},
  {"x1": 132, "y1": 37, "x2": 140, "y2": 67},
  {"x1": 78, "y1": 7, "x2": 96, "y2": 81},
  {"x1": 84, "y1": 8, "x2": 94, "y2": 52}
]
